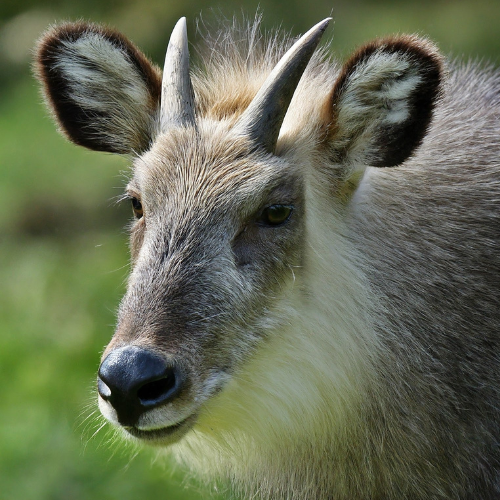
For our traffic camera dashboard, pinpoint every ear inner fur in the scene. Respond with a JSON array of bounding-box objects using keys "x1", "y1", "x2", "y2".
[
  {"x1": 323, "y1": 35, "x2": 443, "y2": 168},
  {"x1": 35, "y1": 22, "x2": 162, "y2": 154}
]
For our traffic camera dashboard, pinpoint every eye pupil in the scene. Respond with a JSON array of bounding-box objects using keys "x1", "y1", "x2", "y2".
[
  {"x1": 131, "y1": 197, "x2": 143, "y2": 219},
  {"x1": 261, "y1": 205, "x2": 293, "y2": 226}
]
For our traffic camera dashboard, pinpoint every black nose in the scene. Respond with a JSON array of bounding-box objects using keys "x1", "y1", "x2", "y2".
[{"x1": 98, "y1": 346, "x2": 183, "y2": 426}]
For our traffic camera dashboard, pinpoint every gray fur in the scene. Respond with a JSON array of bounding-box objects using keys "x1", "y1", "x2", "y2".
[{"x1": 35, "y1": 17, "x2": 500, "y2": 500}]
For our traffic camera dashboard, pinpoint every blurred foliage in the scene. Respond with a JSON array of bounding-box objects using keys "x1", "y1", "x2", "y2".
[{"x1": 0, "y1": 0, "x2": 498, "y2": 499}]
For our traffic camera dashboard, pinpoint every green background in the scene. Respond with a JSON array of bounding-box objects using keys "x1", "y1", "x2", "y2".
[{"x1": 1, "y1": 0, "x2": 498, "y2": 499}]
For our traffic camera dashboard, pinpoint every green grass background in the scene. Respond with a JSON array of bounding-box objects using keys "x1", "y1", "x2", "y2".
[{"x1": 1, "y1": 0, "x2": 499, "y2": 499}]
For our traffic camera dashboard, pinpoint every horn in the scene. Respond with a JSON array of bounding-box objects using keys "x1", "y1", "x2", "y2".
[
  {"x1": 234, "y1": 18, "x2": 331, "y2": 152},
  {"x1": 160, "y1": 17, "x2": 196, "y2": 131}
]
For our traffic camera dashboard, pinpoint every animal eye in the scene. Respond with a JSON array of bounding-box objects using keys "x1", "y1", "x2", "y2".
[
  {"x1": 259, "y1": 205, "x2": 293, "y2": 226},
  {"x1": 131, "y1": 197, "x2": 143, "y2": 219}
]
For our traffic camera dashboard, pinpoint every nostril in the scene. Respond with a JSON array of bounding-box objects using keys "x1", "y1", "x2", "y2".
[
  {"x1": 97, "y1": 377, "x2": 112, "y2": 400},
  {"x1": 137, "y1": 370, "x2": 177, "y2": 406}
]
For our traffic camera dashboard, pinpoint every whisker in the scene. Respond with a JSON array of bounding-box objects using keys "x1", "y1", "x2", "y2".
[{"x1": 89, "y1": 421, "x2": 108, "y2": 441}]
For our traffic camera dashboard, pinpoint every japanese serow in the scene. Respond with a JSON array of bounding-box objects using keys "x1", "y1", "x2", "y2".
[{"x1": 35, "y1": 15, "x2": 500, "y2": 500}]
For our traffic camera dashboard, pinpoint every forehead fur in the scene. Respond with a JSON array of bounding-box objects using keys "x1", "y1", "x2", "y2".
[{"x1": 131, "y1": 122, "x2": 297, "y2": 215}]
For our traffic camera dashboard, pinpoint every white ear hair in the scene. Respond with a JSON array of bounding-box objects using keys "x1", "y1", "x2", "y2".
[
  {"x1": 35, "y1": 23, "x2": 161, "y2": 154},
  {"x1": 323, "y1": 35, "x2": 443, "y2": 172}
]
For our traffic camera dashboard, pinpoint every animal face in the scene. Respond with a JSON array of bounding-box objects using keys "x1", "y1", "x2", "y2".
[{"x1": 100, "y1": 124, "x2": 306, "y2": 441}]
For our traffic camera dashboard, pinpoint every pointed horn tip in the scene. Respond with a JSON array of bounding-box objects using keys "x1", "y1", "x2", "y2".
[
  {"x1": 169, "y1": 17, "x2": 188, "y2": 41},
  {"x1": 175, "y1": 16, "x2": 187, "y2": 28},
  {"x1": 311, "y1": 17, "x2": 332, "y2": 35},
  {"x1": 292, "y1": 18, "x2": 331, "y2": 49},
  {"x1": 165, "y1": 17, "x2": 189, "y2": 60}
]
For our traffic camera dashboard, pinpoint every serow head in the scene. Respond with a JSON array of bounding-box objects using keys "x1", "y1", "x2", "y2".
[{"x1": 35, "y1": 16, "x2": 442, "y2": 444}]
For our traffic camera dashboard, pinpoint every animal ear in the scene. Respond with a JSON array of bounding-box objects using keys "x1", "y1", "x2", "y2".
[
  {"x1": 35, "y1": 22, "x2": 161, "y2": 154},
  {"x1": 322, "y1": 35, "x2": 443, "y2": 169}
]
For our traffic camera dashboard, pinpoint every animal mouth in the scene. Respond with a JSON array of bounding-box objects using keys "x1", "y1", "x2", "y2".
[{"x1": 124, "y1": 414, "x2": 196, "y2": 442}]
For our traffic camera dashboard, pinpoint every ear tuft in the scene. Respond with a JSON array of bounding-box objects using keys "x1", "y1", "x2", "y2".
[
  {"x1": 323, "y1": 35, "x2": 443, "y2": 169},
  {"x1": 35, "y1": 22, "x2": 161, "y2": 154}
]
